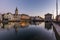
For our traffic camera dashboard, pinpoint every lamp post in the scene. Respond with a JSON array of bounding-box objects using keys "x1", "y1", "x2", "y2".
[{"x1": 56, "y1": 0, "x2": 58, "y2": 21}]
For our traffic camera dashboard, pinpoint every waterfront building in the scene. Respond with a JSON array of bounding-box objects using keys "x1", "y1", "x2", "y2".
[
  {"x1": 20, "y1": 14, "x2": 30, "y2": 20},
  {"x1": 13, "y1": 7, "x2": 21, "y2": 21},
  {"x1": 30, "y1": 16, "x2": 35, "y2": 21},
  {"x1": 35, "y1": 16, "x2": 43, "y2": 21},
  {"x1": 3, "y1": 12, "x2": 14, "y2": 21},
  {"x1": 0, "y1": 14, "x2": 2, "y2": 21},
  {"x1": 15, "y1": 7, "x2": 18, "y2": 16},
  {"x1": 3, "y1": 13, "x2": 8, "y2": 19},
  {"x1": 45, "y1": 13, "x2": 52, "y2": 22},
  {"x1": 56, "y1": 15, "x2": 60, "y2": 22},
  {"x1": 13, "y1": 14, "x2": 21, "y2": 21}
]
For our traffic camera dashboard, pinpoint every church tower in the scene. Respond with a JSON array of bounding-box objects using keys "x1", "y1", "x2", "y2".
[{"x1": 15, "y1": 7, "x2": 18, "y2": 15}]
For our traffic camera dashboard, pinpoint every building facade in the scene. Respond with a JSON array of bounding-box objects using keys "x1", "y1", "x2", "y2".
[
  {"x1": 45, "y1": 13, "x2": 52, "y2": 22},
  {"x1": 13, "y1": 7, "x2": 21, "y2": 21},
  {"x1": 20, "y1": 14, "x2": 30, "y2": 20},
  {"x1": 56, "y1": 15, "x2": 60, "y2": 22},
  {"x1": 3, "y1": 13, "x2": 14, "y2": 21},
  {"x1": 0, "y1": 14, "x2": 2, "y2": 21}
]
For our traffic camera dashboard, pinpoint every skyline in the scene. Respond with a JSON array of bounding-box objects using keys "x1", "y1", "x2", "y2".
[{"x1": 0, "y1": 0, "x2": 60, "y2": 18}]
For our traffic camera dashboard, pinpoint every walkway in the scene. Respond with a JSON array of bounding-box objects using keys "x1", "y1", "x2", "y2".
[{"x1": 52, "y1": 22, "x2": 60, "y2": 36}]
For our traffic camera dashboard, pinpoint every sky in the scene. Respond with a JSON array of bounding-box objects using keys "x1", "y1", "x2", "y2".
[{"x1": 0, "y1": 0, "x2": 60, "y2": 18}]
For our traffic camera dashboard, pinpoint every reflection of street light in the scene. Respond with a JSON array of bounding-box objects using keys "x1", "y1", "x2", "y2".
[{"x1": 20, "y1": 21, "x2": 29, "y2": 27}]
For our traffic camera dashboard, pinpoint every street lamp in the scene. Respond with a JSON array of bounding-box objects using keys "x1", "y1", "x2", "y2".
[{"x1": 56, "y1": 0, "x2": 58, "y2": 21}]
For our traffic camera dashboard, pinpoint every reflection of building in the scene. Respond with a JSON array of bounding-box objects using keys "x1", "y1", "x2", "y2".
[
  {"x1": 0, "y1": 23, "x2": 3, "y2": 28},
  {"x1": 14, "y1": 22, "x2": 20, "y2": 27},
  {"x1": 45, "y1": 13, "x2": 52, "y2": 22},
  {"x1": 4, "y1": 22, "x2": 15, "y2": 29},
  {"x1": 45, "y1": 22, "x2": 52, "y2": 30},
  {"x1": 19, "y1": 21, "x2": 29, "y2": 27}
]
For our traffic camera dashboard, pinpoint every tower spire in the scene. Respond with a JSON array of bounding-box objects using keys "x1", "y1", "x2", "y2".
[
  {"x1": 16, "y1": 7, "x2": 18, "y2": 11},
  {"x1": 15, "y1": 7, "x2": 18, "y2": 15}
]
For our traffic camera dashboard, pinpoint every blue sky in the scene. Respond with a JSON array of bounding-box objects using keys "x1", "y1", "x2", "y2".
[{"x1": 0, "y1": 0, "x2": 60, "y2": 18}]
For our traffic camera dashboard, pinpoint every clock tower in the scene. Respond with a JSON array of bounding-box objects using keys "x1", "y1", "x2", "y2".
[{"x1": 15, "y1": 7, "x2": 18, "y2": 15}]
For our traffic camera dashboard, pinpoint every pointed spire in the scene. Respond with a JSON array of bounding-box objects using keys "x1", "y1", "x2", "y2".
[
  {"x1": 15, "y1": 7, "x2": 18, "y2": 15},
  {"x1": 15, "y1": 7, "x2": 18, "y2": 11}
]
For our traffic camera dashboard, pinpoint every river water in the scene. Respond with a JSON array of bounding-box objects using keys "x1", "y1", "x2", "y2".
[{"x1": 0, "y1": 22, "x2": 56, "y2": 40}]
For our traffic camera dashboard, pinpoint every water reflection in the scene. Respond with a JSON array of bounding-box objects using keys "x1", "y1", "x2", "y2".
[
  {"x1": 19, "y1": 21, "x2": 29, "y2": 27},
  {"x1": 1, "y1": 21, "x2": 52, "y2": 32},
  {"x1": 0, "y1": 22, "x2": 53, "y2": 30},
  {"x1": 30, "y1": 22, "x2": 42, "y2": 25},
  {"x1": 0, "y1": 22, "x2": 52, "y2": 32},
  {"x1": 0, "y1": 22, "x2": 56, "y2": 40},
  {"x1": 45, "y1": 22, "x2": 52, "y2": 30},
  {"x1": 1, "y1": 22, "x2": 29, "y2": 29},
  {"x1": 0, "y1": 23, "x2": 3, "y2": 28}
]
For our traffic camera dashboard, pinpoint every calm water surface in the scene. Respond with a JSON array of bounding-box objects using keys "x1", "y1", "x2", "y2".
[{"x1": 0, "y1": 22, "x2": 56, "y2": 40}]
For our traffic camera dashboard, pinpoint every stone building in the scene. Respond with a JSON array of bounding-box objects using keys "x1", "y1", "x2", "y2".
[
  {"x1": 3, "y1": 12, "x2": 14, "y2": 21},
  {"x1": 45, "y1": 13, "x2": 52, "y2": 22},
  {"x1": 13, "y1": 7, "x2": 21, "y2": 21}
]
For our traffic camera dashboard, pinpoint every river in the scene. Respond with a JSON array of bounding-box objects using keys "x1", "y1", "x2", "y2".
[{"x1": 0, "y1": 22, "x2": 56, "y2": 40}]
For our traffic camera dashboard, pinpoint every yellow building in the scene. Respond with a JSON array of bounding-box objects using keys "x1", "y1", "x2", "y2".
[{"x1": 20, "y1": 14, "x2": 30, "y2": 20}]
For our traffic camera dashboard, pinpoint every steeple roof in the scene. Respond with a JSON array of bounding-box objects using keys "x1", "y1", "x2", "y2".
[{"x1": 15, "y1": 7, "x2": 18, "y2": 11}]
